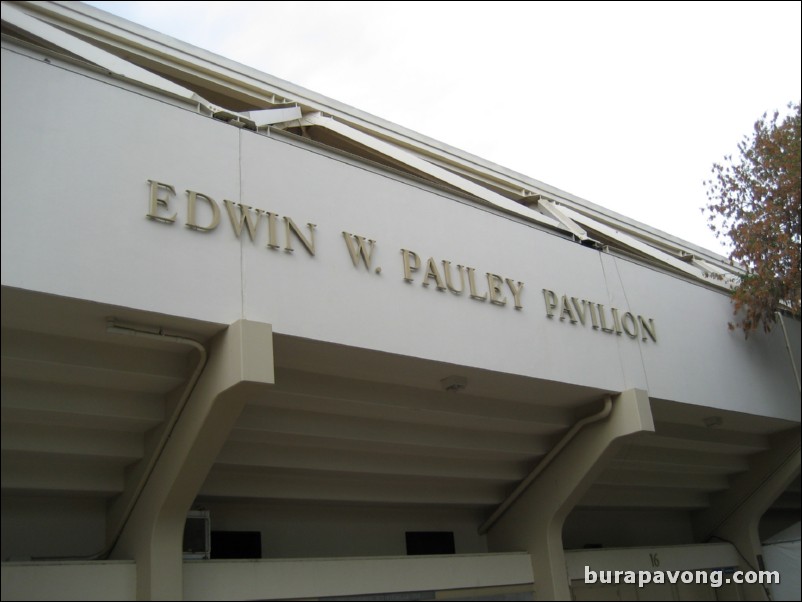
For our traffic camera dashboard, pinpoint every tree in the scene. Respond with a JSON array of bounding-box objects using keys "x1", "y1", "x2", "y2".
[{"x1": 704, "y1": 101, "x2": 801, "y2": 334}]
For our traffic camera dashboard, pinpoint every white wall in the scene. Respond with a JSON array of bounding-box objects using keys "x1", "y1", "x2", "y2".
[
  {"x1": 0, "y1": 46, "x2": 242, "y2": 326},
  {"x1": 566, "y1": 544, "x2": 743, "y2": 602},
  {"x1": 182, "y1": 553, "x2": 533, "y2": 601},
  {"x1": 563, "y1": 509, "x2": 695, "y2": 549},
  {"x1": 1, "y1": 495, "x2": 106, "y2": 560},
  {"x1": 2, "y1": 44, "x2": 799, "y2": 422},
  {"x1": 199, "y1": 499, "x2": 488, "y2": 558},
  {"x1": 763, "y1": 522, "x2": 801, "y2": 602},
  {"x1": 1, "y1": 561, "x2": 136, "y2": 601}
]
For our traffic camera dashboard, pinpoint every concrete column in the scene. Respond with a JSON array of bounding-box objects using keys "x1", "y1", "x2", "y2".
[
  {"x1": 693, "y1": 427, "x2": 801, "y2": 601},
  {"x1": 109, "y1": 320, "x2": 274, "y2": 600},
  {"x1": 486, "y1": 389, "x2": 655, "y2": 601}
]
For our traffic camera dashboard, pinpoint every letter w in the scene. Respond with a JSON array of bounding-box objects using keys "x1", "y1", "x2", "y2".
[
  {"x1": 224, "y1": 200, "x2": 262, "y2": 241},
  {"x1": 342, "y1": 231, "x2": 376, "y2": 270}
]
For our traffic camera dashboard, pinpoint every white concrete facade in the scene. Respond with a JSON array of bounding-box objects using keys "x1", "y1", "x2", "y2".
[{"x1": 1, "y1": 2, "x2": 800, "y2": 600}]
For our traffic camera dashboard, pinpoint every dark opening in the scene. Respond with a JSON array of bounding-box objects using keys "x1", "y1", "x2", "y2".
[
  {"x1": 182, "y1": 517, "x2": 208, "y2": 555},
  {"x1": 405, "y1": 531, "x2": 455, "y2": 555},
  {"x1": 210, "y1": 530, "x2": 262, "y2": 559}
]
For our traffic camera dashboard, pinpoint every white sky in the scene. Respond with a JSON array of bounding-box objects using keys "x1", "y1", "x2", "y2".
[{"x1": 86, "y1": 1, "x2": 801, "y2": 254}]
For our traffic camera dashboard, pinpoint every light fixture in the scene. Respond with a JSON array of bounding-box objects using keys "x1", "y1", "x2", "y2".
[{"x1": 440, "y1": 375, "x2": 467, "y2": 393}]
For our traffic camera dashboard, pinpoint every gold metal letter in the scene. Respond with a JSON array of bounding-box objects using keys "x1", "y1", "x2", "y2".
[
  {"x1": 622, "y1": 312, "x2": 639, "y2": 338},
  {"x1": 543, "y1": 289, "x2": 559, "y2": 317},
  {"x1": 442, "y1": 261, "x2": 465, "y2": 294},
  {"x1": 639, "y1": 316, "x2": 657, "y2": 342},
  {"x1": 401, "y1": 249, "x2": 420, "y2": 282},
  {"x1": 589, "y1": 302, "x2": 600, "y2": 329},
  {"x1": 284, "y1": 217, "x2": 316, "y2": 255},
  {"x1": 146, "y1": 180, "x2": 176, "y2": 224},
  {"x1": 185, "y1": 190, "x2": 220, "y2": 232},
  {"x1": 423, "y1": 258, "x2": 446, "y2": 290},
  {"x1": 597, "y1": 304, "x2": 614, "y2": 333},
  {"x1": 571, "y1": 297, "x2": 590, "y2": 325},
  {"x1": 224, "y1": 200, "x2": 263, "y2": 241},
  {"x1": 466, "y1": 268, "x2": 487, "y2": 301},
  {"x1": 506, "y1": 279, "x2": 524, "y2": 309},
  {"x1": 611, "y1": 308, "x2": 623, "y2": 335},
  {"x1": 486, "y1": 273, "x2": 507, "y2": 306},
  {"x1": 342, "y1": 232, "x2": 376, "y2": 270},
  {"x1": 265, "y1": 212, "x2": 280, "y2": 249},
  {"x1": 560, "y1": 295, "x2": 577, "y2": 323}
]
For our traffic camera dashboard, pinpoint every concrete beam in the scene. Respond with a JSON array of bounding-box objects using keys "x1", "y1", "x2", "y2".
[
  {"x1": 231, "y1": 405, "x2": 552, "y2": 455},
  {"x1": 1, "y1": 380, "x2": 164, "y2": 430},
  {"x1": 108, "y1": 320, "x2": 274, "y2": 600},
  {"x1": 215, "y1": 440, "x2": 527, "y2": 480},
  {"x1": 486, "y1": 389, "x2": 655, "y2": 601},
  {"x1": 692, "y1": 427, "x2": 801, "y2": 601}
]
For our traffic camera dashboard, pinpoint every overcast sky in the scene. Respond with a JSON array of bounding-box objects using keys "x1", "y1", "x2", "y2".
[{"x1": 86, "y1": 1, "x2": 801, "y2": 255}]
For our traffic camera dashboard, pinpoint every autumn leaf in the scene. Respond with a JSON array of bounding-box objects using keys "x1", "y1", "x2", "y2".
[{"x1": 704, "y1": 102, "x2": 801, "y2": 335}]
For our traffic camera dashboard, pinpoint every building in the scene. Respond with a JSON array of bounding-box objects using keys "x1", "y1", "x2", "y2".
[{"x1": 1, "y1": 2, "x2": 800, "y2": 600}]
